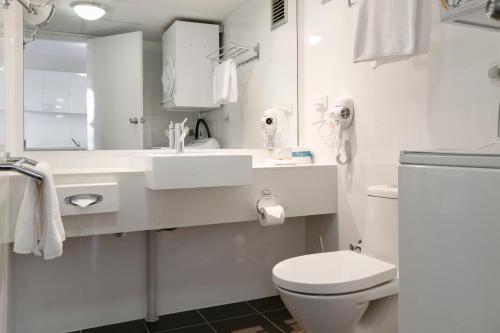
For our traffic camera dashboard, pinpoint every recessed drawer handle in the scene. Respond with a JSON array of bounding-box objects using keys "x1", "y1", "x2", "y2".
[{"x1": 64, "y1": 194, "x2": 104, "y2": 207}]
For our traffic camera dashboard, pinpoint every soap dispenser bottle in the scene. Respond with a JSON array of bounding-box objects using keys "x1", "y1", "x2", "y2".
[{"x1": 168, "y1": 121, "x2": 175, "y2": 149}]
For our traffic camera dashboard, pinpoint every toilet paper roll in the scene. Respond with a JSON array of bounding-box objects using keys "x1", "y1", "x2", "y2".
[{"x1": 259, "y1": 205, "x2": 285, "y2": 226}]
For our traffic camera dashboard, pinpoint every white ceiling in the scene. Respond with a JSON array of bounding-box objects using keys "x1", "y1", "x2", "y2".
[{"x1": 34, "y1": 0, "x2": 249, "y2": 41}]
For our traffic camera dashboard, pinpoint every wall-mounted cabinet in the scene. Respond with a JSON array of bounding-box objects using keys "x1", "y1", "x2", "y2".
[
  {"x1": 44, "y1": 71, "x2": 71, "y2": 113},
  {"x1": 24, "y1": 70, "x2": 44, "y2": 112},
  {"x1": 24, "y1": 69, "x2": 88, "y2": 114},
  {"x1": 69, "y1": 73, "x2": 88, "y2": 115},
  {"x1": 162, "y1": 21, "x2": 220, "y2": 111}
]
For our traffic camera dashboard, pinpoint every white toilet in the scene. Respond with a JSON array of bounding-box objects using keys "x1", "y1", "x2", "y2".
[{"x1": 273, "y1": 185, "x2": 399, "y2": 333}]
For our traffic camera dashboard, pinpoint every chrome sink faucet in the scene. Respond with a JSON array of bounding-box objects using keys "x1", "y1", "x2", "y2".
[{"x1": 175, "y1": 118, "x2": 189, "y2": 153}]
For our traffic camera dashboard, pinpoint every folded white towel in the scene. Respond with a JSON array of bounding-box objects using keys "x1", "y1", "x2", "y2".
[
  {"x1": 353, "y1": 0, "x2": 430, "y2": 67},
  {"x1": 213, "y1": 59, "x2": 238, "y2": 105},
  {"x1": 14, "y1": 163, "x2": 65, "y2": 260}
]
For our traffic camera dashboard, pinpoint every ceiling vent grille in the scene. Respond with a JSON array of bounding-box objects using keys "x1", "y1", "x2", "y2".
[{"x1": 271, "y1": 0, "x2": 288, "y2": 31}]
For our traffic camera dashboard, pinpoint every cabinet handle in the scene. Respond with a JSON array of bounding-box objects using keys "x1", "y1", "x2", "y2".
[{"x1": 129, "y1": 117, "x2": 139, "y2": 124}]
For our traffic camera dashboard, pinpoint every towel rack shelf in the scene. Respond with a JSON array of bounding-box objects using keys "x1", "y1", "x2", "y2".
[
  {"x1": 0, "y1": 156, "x2": 43, "y2": 180},
  {"x1": 207, "y1": 42, "x2": 260, "y2": 68}
]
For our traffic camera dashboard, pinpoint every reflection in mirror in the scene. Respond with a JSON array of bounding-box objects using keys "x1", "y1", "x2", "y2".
[{"x1": 22, "y1": 0, "x2": 298, "y2": 151}]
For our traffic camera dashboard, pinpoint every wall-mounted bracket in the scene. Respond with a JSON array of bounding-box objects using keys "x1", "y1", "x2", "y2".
[{"x1": 256, "y1": 188, "x2": 280, "y2": 217}]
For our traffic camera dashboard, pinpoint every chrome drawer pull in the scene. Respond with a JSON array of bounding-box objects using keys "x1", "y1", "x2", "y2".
[{"x1": 64, "y1": 194, "x2": 103, "y2": 207}]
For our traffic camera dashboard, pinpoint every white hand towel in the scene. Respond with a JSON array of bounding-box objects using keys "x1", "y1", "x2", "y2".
[
  {"x1": 13, "y1": 178, "x2": 41, "y2": 257},
  {"x1": 14, "y1": 163, "x2": 65, "y2": 260},
  {"x1": 213, "y1": 59, "x2": 238, "y2": 105},
  {"x1": 353, "y1": 0, "x2": 430, "y2": 67}
]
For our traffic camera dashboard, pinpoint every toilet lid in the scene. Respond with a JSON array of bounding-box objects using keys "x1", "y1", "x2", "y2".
[{"x1": 272, "y1": 251, "x2": 397, "y2": 295}]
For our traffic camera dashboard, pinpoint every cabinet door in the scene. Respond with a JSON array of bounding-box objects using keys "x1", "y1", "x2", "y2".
[
  {"x1": 174, "y1": 21, "x2": 219, "y2": 108},
  {"x1": 23, "y1": 70, "x2": 44, "y2": 112},
  {"x1": 70, "y1": 73, "x2": 88, "y2": 114},
  {"x1": 43, "y1": 71, "x2": 70, "y2": 113}
]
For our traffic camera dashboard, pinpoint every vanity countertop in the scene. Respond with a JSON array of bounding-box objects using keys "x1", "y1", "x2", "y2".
[
  {"x1": 5, "y1": 161, "x2": 337, "y2": 241},
  {"x1": 4, "y1": 163, "x2": 335, "y2": 179},
  {"x1": 52, "y1": 163, "x2": 333, "y2": 176}
]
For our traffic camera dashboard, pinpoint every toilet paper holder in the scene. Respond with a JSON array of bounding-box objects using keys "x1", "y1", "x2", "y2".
[{"x1": 256, "y1": 188, "x2": 278, "y2": 216}]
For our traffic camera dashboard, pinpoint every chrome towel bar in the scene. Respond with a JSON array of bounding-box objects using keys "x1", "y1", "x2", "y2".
[{"x1": 0, "y1": 155, "x2": 43, "y2": 181}]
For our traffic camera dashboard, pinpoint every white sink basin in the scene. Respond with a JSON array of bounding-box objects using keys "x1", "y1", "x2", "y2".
[{"x1": 142, "y1": 153, "x2": 253, "y2": 190}]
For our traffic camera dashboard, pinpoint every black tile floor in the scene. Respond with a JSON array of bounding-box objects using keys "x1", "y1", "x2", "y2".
[{"x1": 70, "y1": 296, "x2": 303, "y2": 333}]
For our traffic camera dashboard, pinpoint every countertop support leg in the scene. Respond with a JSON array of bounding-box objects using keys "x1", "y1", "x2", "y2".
[{"x1": 145, "y1": 230, "x2": 159, "y2": 322}]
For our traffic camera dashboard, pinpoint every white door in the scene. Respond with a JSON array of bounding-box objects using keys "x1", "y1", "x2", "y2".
[{"x1": 87, "y1": 31, "x2": 143, "y2": 150}]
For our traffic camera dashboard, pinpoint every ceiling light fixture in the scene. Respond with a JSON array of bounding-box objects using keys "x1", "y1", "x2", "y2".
[{"x1": 71, "y1": 1, "x2": 106, "y2": 21}]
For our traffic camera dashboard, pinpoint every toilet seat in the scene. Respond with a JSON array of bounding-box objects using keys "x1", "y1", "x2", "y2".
[{"x1": 272, "y1": 251, "x2": 397, "y2": 295}]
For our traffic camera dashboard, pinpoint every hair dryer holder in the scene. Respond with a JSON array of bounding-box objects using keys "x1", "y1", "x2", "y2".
[{"x1": 328, "y1": 98, "x2": 354, "y2": 129}]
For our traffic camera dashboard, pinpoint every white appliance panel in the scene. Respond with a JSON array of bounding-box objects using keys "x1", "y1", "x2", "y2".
[{"x1": 400, "y1": 163, "x2": 500, "y2": 333}]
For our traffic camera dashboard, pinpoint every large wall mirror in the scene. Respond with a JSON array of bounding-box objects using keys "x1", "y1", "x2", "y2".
[{"x1": 22, "y1": 0, "x2": 298, "y2": 151}]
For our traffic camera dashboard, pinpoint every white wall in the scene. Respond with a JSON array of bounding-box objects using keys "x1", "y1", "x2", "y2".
[
  {"x1": 143, "y1": 41, "x2": 165, "y2": 148},
  {"x1": 0, "y1": 42, "x2": 6, "y2": 149},
  {"x1": 206, "y1": 0, "x2": 298, "y2": 149},
  {"x1": 301, "y1": 0, "x2": 500, "y2": 250},
  {"x1": 13, "y1": 220, "x2": 306, "y2": 333}
]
